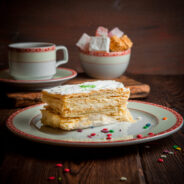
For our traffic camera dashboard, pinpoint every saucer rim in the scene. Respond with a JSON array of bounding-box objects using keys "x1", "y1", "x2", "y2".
[{"x1": 0, "y1": 67, "x2": 77, "y2": 84}]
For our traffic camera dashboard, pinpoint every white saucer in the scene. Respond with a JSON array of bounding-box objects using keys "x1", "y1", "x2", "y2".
[{"x1": 0, "y1": 67, "x2": 77, "y2": 90}]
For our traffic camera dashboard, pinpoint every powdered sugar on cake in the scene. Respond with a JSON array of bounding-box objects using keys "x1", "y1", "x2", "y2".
[{"x1": 43, "y1": 80, "x2": 129, "y2": 95}]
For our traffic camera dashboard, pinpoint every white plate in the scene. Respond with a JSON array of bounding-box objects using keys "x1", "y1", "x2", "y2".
[
  {"x1": 6, "y1": 101, "x2": 183, "y2": 147},
  {"x1": 0, "y1": 67, "x2": 77, "y2": 90}
]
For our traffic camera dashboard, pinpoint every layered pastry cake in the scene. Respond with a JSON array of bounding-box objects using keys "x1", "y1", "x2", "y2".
[{"x1": 41, "y1": 80, "x2": 133, "y2": 130}]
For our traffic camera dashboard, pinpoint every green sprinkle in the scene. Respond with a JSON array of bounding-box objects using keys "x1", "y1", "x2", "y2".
[
  {"x1": 109, "y1": 130, "x2": 114, "y2": 133},
  {"x1": 143, "y1": 126, "x2": 148, "y2": 129},
  {"x1": 173, "y1": 145, "x2": 179, "y2": 149},
  {"x1": 80, "y1": 85, "x2": 96, "y2": 88},
  {"x1": 58, "y1": 177, "x2": 62, "y2": 181}
]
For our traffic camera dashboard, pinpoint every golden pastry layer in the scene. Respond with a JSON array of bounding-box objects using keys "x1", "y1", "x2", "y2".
[
  {"x1": 42, "y1": 88, "x2": 130, "y2": 117},
  {"x1": 41, "y1": 108, "x2": 133, "y2": 130}
]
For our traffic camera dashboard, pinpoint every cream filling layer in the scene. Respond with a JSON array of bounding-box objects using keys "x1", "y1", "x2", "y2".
[{"x1": 41, "y1": 109, "x2": 133, "y2": 130}]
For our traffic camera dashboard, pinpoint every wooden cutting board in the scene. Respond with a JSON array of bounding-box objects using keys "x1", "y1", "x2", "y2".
[{"x1": 7, "y1": 73, "x2": 150, "y2": 107}]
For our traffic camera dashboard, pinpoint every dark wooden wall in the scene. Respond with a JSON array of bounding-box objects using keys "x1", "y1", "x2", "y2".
[{"x1": 1, "y1": 0, "x2": 184, "y2": 74}]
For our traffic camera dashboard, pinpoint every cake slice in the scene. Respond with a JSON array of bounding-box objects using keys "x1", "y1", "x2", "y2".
[
  {"x1": 42, "y1": 80, "x2": 130, "y2": 117},
  {"x1": 41, "y1": 80, "x2": 133, "y2": 130}
]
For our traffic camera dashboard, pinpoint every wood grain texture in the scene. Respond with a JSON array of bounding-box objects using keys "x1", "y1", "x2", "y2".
[
  {"x1": 0, "y1": 0, "x2": 184, "y2": 74},
  {"x1": 5, "y1": 74, "x2": 150, "y2": 107},
  {"x1": 0, "y1": 75, "x2": 184, "y2": 184}
]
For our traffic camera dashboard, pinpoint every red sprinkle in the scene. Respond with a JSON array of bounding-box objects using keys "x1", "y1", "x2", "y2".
[
  {"x1": 157, "y1": 158, "x2": 164, "y2": 163},
  {"x1": 106, "y1": 137, "x2": 112, "y2": 140},
  {"x1": 77, "y1": 129, "x2": 83, "y2": 132},
  {"x1": 87, "y1": 135, "x2": 92, "y2": 138},
  {"x1": 91, "y1": 133, "x2": 96, "y2": 136},
  {"x1": 148, "y1": 132, "x2": 154, "y2": 136},
  {"x1": 48, "y1": 176, "x2": 55, "y2": 180},
  {"x1": 107, "y1": 134, "x2": 112, "y2": 137},
  {"x1": 101, "y1": 130, "x2": 109, "y2": 133},
  {"x1": 103, "y1": 128, "x2": 108, "y2": 131},
  {"x1": 56, "y1": 163, "x2": 63, "y2": 167},
  {"x1": 64, "y1": 168, "x2": 70, "y2": 173},
  {"x1": 137, "y1": 134, "x2": 143, "y2": 138}
]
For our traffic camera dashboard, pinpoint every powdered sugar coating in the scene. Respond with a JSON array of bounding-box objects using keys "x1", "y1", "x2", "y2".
[{"x1": 43, "y1": 80, "x2": 128, "y2": 95}]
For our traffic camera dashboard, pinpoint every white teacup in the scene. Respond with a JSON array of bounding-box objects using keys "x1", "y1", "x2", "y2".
[{"x1": 8, "y1": 42, "x2": 68, "y2": 80}]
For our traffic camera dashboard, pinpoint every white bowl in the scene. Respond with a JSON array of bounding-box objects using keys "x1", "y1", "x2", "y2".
[{"x1": 79, "y1": 49, "x2": 131, "y2": 79}]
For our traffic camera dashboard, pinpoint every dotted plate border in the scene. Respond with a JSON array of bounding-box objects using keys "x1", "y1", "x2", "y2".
[{"x1": 6, "y1": 100, "x2": 183, "y2": 147}]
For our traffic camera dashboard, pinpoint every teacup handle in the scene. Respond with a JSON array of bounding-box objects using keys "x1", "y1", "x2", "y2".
[{"x1": 55, "y1": 46, "x2": 68, "y2": 67}]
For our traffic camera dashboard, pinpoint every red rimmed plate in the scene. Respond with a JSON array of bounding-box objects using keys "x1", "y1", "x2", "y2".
[
  {"x1": 6, "y1": 101, "x2": 183, "y2": 147},
  {"x1": 0, "y1": 67, "x2": 77, "y2": 90}
]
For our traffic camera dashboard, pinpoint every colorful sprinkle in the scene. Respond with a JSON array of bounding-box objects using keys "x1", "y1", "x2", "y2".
[
  {"x1": 173, "y1": 145, "x2": 179, "y2": 149},
  {"x1": 157, "y1": 158, "x2": 164, "y2": 163},
  {"x1": 56, "y1": 163, "x2": 63, "y2": 167},
  {"x1": 148, "y1": 132, "x2": 154, "y2": 136},
  {"x1": 64, "y1": 168, "x2": 70, "y2": 173},
  {"x1": 87, "y1": 135, "x2": 92, "y2": 138},
  {"x1": 119, "y1": 129, "x2": 122, "y2": 132},
  {"x1": 176, "y1": 147, "x2": 182, "y2": 151},
  {"x1": 106, "y1": 137, "x2": 112, "y2": 140},
  {"x1": 162, "y1": 117, "x2": 168, "y2": 120},
  {"x1": 137, "y1": 134, "x2": 143, "y2": 138},
  {"x1": 103, "y1": 128, "x2": 108, "y2": 131},
  {"x1": 168, "y1": 151, "x2": 174, "y2": 155},
  {"x1": 160, "y1": 154, "x2": 167, "y2": 158},
  {"x1": 143, "y1": 123, "x2": 151, "y2": 129},
  {"x1": 120, "y1": 176, "x2": 127, "y2": 181},
  {"x1": 90, "y1": 133, "x2": 96, "y2": 136},
  {"x1": 107, "y1": 134, "x2": 112, "y2": 137},
  {"x1": 77, "y1": 129, "x2": 83, "y2": 132},
  {"x1": 80, "y1": 85, "x2": 96, "y2": 88},
  {"x1": 101, "y1": 130, "x2": 109, "y2": 133},
  {"x1": 58, "y1": 177, "x2": 62, "y2": 181},
  {"x1": 109, "y1": 130, "x2": 114, "y2": 133},
  {"x1": 163, "y1": 150, "x2": 169, "y2": 154},
  {"x1": 48, "y1": 176, "x2": 55, "y2": 180},
  {"x1": 90, "y1": 126, "x2": 94, "y2": 128}
]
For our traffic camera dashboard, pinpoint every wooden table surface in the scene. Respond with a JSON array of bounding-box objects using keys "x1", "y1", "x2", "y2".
[
  {"x1": 0, "y1": 74, "x2": 183, "y2": 184},
  {"x1": 0, "y1": 0, "x2": 184, "y2": 183}
]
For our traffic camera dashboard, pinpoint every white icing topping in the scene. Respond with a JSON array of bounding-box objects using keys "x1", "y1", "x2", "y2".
[{"x1": 43, "y1": 80, "x2": 128, "y2": 95}]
